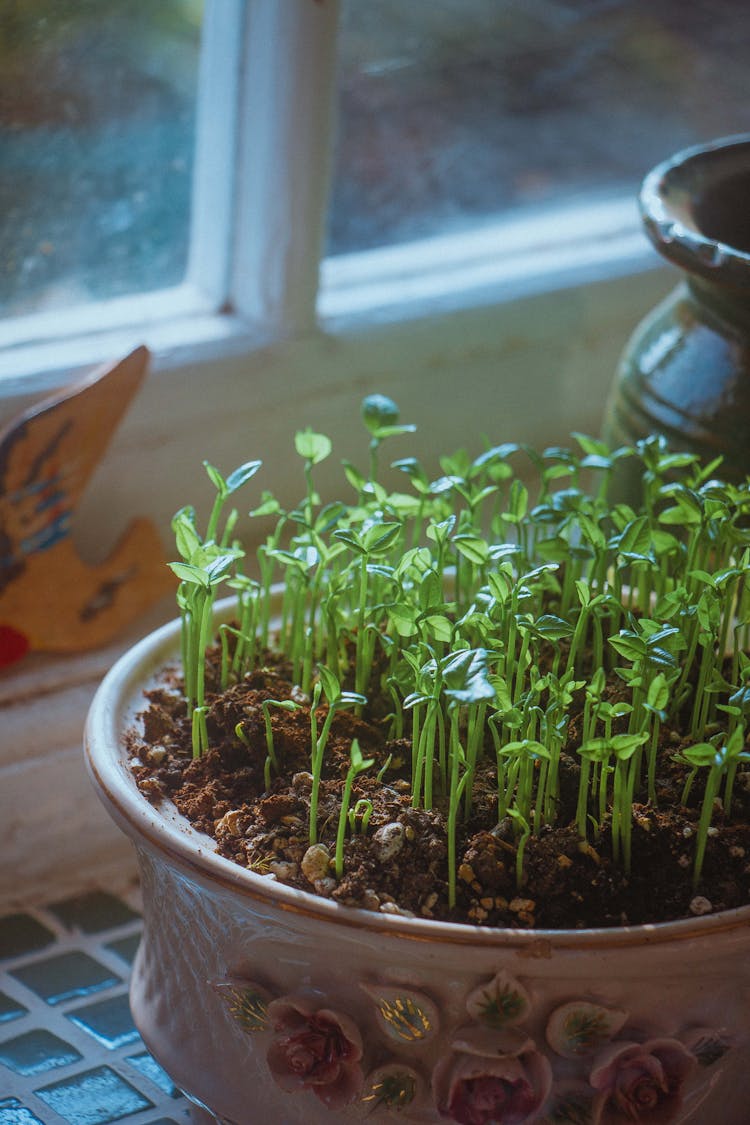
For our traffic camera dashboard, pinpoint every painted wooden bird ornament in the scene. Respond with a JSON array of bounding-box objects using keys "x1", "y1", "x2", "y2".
[{"x1": 0, "y1": 345, "x2": 174, "y2": 667}]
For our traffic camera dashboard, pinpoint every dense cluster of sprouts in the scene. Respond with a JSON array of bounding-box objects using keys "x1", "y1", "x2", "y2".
[{"x1": 170, "y1": 396, "x2": 750, "y2": 905}]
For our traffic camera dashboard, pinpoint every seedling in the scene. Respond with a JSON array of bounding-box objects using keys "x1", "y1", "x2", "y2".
[
  {"x1": 335, "y1": 740, "x2": 375, "y2": 878},
  {"x1": 167, "y1": 399, "x2": 750, "y2": 906}
]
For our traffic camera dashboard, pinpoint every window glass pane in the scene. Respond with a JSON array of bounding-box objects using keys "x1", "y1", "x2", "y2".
[
  {"x1": 0, "y1": 0, "x2": 203, "y2": 317},
  {"x1": 328, "y1": 0, "x2": 748, "y2": 256}
]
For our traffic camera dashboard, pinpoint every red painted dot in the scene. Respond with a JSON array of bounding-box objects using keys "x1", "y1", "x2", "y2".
[{"x1": 0, "y1": 625, "x2": 30, "y2": 667}]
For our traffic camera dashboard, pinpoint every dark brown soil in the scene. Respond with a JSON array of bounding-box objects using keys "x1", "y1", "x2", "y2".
[{"x1": 128, "y1": 652, "x2": 750, "y2": 931}]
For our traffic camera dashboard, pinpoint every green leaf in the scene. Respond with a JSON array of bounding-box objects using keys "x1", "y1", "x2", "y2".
[
  {"x1": 372, "y1": 423, "x2": 417, "y2": 440},
  {"x1": 361, "y1": 393, "x2": 400, "y2": 434},
  {"x1": 226, "y1": 460, "x2": 262, "y2": 494},
  {"x1": 332, "y1": 529, "x2": 366, "y2": 556},
  {"x1": 203, "y1": 460, "x2": 226, "y2": 495},
  {"x1": 169, "y1": 561, "x2": 211, "y2": 588},
  {"x1": 250, "y1": 491, "x2": 284, "y2": 517},
  {"x1": 342, "y1": 460, "x2": 367, "y2": 493},
  {"x1": 204, "y1": 554, "x2": 237, "y2": 584},
  {"x1": 532, "y1": 615, "x2": 574, "y2": 642},
  {"x1": 609, "y1": 633, "x2": 647, "y2": 662},
  {"x1": 388, "y1": 602, "x2": 419, "y2": 637},
  {"x1": 646, "y1": 673, "x2": 670, "y2": 714},
  {"x1": 391, "y1": 457, "x2": 430, "y2": 493},
  {"x1": 361, "y1": 522, "x2": 402, "y2": 555},
  {"x1": 617, "y1": 515, "x2": 651, "y2": 556},
  {"x1": 420, "y1": 613, "x2": 453, "y2": 644},
  {"x1": 679, "y1": 742, "x2": 717, "y2": 768},
  {"x1": 317, "y1": 665, "x2": 341, "y2": 703},
  {"x1": 441, "y1": 648, "x2": 496, "y2": 706},
  {"x1": 295, "y1": 428, "x2": 332, "y2": 464},
  {"x1": 498, "y1": 739, "x2": 550, "y2": 761},
  {"x1": 172, "y1": 508, "x2": 202, "y2": 561},
  {"x1": 487, "y1": 568, "x2": 514, "y2": 603},
  {"x1": 453, "y1": 534, "x2": 490, "y2": 565}
]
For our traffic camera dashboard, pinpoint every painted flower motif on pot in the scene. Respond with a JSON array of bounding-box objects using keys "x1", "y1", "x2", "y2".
[
  {"x1": 539, "y1": 1083, "x2": 596, "y2": 1124},
  {"x1": 433, "y1": 1026, "x2": 553, "y2": 1125},
  {"x1": 589, "y1": 1037, "x2": 696, "y2": 1125},
  {"x1": 210, "y1": 977, "x2": 273, "y2": 1033},
  {"x1": 680, "y1": 1026, "x2": 731, "y2": 1069},
  {"x1": 266, "y1": 995, "x2": 364, "y2": 1109},
  {"x1": 546, "y1": 1001, "x2": 628, "y2": 1060},
  {"x1": 361, "y1": 982, "x2": 439, "y2": 1045},
  {"x1": 356, "y1": 1061, "x2": 425, "y2": 1117},
  {"x1": 465, "y1": 971, "x2": 531, "y2": 1030}
]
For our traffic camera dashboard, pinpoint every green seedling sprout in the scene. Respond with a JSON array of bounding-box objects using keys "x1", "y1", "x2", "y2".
[
  {"x1": 308, "y1": 668, "x2": 367, "y2": 845},
  {"x1": 361, "y1": 393, "x2": 415, "y2": 483},
  {"x1": 335, "y1": 740, "x2": 375, "y2": 878},
  {"x1": 348, "y1": 798, "x2": 374, "y2": 836},
  {"x1": 166, "y1": 394, "x2": 750, "y2": 912},
  {"x1": 170, "y1": 549, "x2": 240, "y2": 754},
  {"x1": 294, "y1": 428, "x2": 332, "y2": 529},
  {"x1": 578, "y1": 733, "x2": 648, "y2": 872},
  {"x1": 258, "y1": 699, "x2": 302, "y2": 790},
  {"x1": 507, "y1": 807, "x2": 531, "y2": 892},
  {"x1": 203, "y1": 459, "x2": 262, "y2": 546},
  {"x1": 680, "y1": 728, "x2": 750, "y2": 887}
]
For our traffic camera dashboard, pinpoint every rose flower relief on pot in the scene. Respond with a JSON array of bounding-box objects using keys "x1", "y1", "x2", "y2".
[{"x1": 85, "y1": 395, "x2": 750, "y2": 1123}]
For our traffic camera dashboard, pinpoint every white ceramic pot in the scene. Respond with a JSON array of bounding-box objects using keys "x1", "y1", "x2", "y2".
[{"x1": 84, "y1": 604, "x2": 750, "y2": 1125}]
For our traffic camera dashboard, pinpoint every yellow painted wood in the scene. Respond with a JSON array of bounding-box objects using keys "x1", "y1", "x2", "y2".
[{"x1": 0, "y1": 346, "x2": 174, "y2": 661}]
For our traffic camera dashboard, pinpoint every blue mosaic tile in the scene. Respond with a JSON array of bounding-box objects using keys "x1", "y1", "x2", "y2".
[
  {"x1": 126, "y1": 1051, "x2": 181, "y2": 1097},
  {"x1": 0, "y1": 1099, "x2": 45, "y2": 1124},
  {"x1": 105, "y1": 934, "x2": 141, "y2": 967},
  {"x1": 47, "y1": 892, "x2": 140, "y2": 935},
  {"x1": 67, "y1": 993, "x2": 140, "y2": 1049},
  {"x1": 0, "y1": 992, "x2": 27, "y2": 1025},
  {"x1": 0, "y1": 915, "x2": 55, "y2": 961},
  {"x1": 0, "y1": 1028, "x2": 81, "y2": 1076},
  {"x1": 10, "y1": 952, "x2": 121, "y2": 1006},
  {"x1": 35, "y1": 1065, "x2": 153, "y2": 1123}
]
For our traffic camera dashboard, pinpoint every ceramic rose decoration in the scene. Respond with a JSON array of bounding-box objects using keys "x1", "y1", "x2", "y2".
[
  {"x1": 209, "y1": 967, "x2": 737, "y2": 1122},
  {"x1": 589, "y1": 1038, "x2": 696, "y2": 1125},
  {"x1": 266, "y1": 996, "x2": 364, "y2": 1109},
  {"x1": 432, "y1": 1027, "x2": 552, "y2": 1123}
]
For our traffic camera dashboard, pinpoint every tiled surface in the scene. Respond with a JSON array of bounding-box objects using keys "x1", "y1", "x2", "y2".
[{"x1": 0, "y1": 890, "x2": 192, "y2": 1125}]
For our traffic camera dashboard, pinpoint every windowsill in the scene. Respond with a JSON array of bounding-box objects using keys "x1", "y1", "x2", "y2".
[
  {"x1": 0, "y1": 195, "x2": 662, "y2": 402},
  {"x1": 319, "y1": 196, "x2": 660, "y2": 327}
]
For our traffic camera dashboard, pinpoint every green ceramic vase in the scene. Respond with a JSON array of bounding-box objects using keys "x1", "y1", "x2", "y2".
[{"x1": 604, "y1": 134, "x2": 750, "y2": 485}]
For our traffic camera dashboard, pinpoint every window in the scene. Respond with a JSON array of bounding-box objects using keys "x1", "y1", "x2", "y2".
[
  {"x1": 0, "y1": 1, "x2": 204, "y2": 319},
  {"x1": 327, "y1": 0, "x2": 749, "y2": 255}
]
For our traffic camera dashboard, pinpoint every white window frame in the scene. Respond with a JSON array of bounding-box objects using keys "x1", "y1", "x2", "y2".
[
  {"x1": 0, "y1": 0, "x2": 675, "y2": 901},
  {"x1": 0, "y1": 0, "x2": 665, "y2": 398}
]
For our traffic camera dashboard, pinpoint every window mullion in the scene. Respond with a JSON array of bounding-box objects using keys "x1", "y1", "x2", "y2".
[
  {"x1": 229, "y1": 0, "x2": 340, "y2": 336},
  {"x1": 185, "y1": 0, "x2": 245, "y2": 309}
]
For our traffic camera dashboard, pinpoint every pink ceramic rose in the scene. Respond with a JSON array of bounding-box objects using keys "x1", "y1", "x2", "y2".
[
  {"x1": 266, "y1": 995, "x2": 364, "y2": 1109},
  {"x1": 589, "y1": 1037, "x2": 696, "y2": 1125},
  {"x1": 433, "y1": 1027, "x2": 553, "y2": 1125}
]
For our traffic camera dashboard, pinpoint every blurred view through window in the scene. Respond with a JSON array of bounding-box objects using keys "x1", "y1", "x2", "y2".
[
  {"x1": 0, "y1": 0, "x2": 203, "y2": 318},
  {"x1": 327, "y1": 0, "x2": 749, "y2": 255}
]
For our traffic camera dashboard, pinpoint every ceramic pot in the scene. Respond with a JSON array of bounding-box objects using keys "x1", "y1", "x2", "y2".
[
  {"x1": 604, "y1": 134, "x2": 750, "y2": 492},
  {"x1": 84, "y1": 601, "x2": 750, "y2": 1124}
]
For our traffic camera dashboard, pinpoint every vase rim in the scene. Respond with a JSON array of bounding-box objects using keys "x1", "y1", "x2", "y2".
[
  {"x1": 640, "y1": 133, "x2": 750, "y2": 287},
  {"x1": 84, "y1": 594, "x2": 750, "y2": 952}
]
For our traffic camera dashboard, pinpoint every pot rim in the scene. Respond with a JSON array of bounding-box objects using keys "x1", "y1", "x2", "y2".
[
  {"x1": 84, "y1": 594, "x2": 750, "y2": 951},
  {"x1": 640, "y1": 132, "x2": 750, "y2": 288}
]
